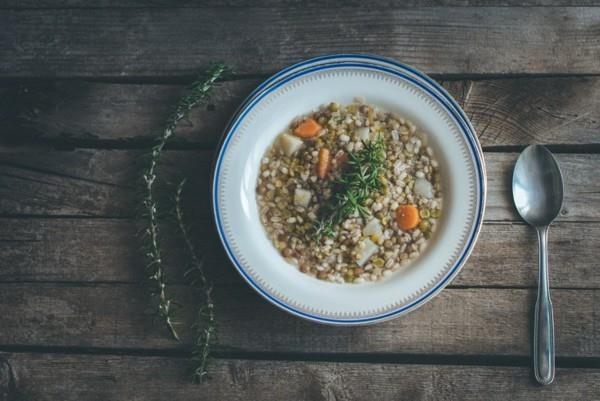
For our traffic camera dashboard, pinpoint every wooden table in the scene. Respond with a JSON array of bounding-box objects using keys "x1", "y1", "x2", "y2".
[{"x1": 1, "y1": 3, "x2": 599, "y2": 400}]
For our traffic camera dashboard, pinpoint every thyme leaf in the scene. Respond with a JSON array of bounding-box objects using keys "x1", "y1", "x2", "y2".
[{"x1": 314, "y1": 135, "x2": 386, "y2": 241}]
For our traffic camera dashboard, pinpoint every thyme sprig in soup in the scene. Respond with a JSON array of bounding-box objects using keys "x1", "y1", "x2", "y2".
[{"x1": 256, "y1": 100, "x2": 443, "y2": 283}]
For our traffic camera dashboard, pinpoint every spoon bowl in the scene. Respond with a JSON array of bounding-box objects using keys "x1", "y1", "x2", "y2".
[{"x1": 513, "y1": 145, "x2": 564, "y2": 226}]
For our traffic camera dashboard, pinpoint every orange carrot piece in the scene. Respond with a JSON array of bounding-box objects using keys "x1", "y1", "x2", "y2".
[
  {"x1": 317, "y1": 148, "x2": 330, "y2": 179},
  {"x1": 294, "y1": 118, "x2": 322, "y2": 138},
  {"x1": 395, "y1": 204, "x2": 420, "y2": 230}
]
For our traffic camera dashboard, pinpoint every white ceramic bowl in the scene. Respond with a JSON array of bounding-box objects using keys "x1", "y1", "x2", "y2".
[{"x1": 212, "y1": 55, "x2": 486, "y2": 325}]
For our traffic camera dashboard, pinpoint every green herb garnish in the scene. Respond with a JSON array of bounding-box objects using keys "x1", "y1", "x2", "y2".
[
  {"x1": 140, "y1": 63, "x2": 226, "y2": 341},
  {"x1": 139, "y1": 64, "x2": 226, "y2": 386},
  {"x1": 174, "y1": 179, "x2": 216, "y2": 383},
  {"x1": 314, "y1": 136, "x2": 386, "y2": 241}
]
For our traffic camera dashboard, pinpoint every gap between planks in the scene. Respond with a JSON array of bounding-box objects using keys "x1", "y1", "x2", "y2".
[{"x1": 0, "y1": 345, "x2": 599, "y2": 370}]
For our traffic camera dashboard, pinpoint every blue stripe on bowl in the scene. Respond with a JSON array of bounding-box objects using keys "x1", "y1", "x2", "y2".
[
  {"x1": 222, "y1": 54, "x2": 482, "y2": 152},
  {"x1": 212, "y1": 56, "x2": 486, "y2": 325}
]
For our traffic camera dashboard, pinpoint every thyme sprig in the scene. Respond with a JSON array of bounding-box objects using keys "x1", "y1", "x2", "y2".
[
  {"x1": 314, "y1": 136, "x2": 386, "y2": 241},
  {"x1": 174, "y1": 179, "x2": 216, "y2": 383},
  {"x1": 140, "y1": 64, "x2": 227, "y2": 341}
]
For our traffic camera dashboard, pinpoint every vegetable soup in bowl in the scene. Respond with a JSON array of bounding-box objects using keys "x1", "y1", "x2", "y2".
[
  {"x1": 256, "y1": 100, "x2": 443, "y2": 284},
  {"x1": 212, "y1": 55, "x2": 485, "y2": 325}
]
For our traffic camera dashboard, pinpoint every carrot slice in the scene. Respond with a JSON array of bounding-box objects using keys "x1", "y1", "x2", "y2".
[
  {"x1": 395, "y1": 204, "x2": 420, "y2": 230},
  {"x1": 294, "y1": 118, "x2": 322, "y2": 138},
  {"x1": 317, "y1": 148, "x2": 330, "y2": 179}
]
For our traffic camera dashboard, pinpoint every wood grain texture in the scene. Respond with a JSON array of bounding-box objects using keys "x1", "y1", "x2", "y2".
[
  {"x1": 4, "y1": 0, "x2": 600, "y2": 8},
  {"x1": 0, "y1": 283, "x2": 598, "y2": 356},
  {"x1": 5, "y1": 77, "x2": 600, "y2": 147},
  {"x1": 1, "y1": 8, "x2": 600, "y2": 77},
  {"x1": 443, "y1": 78, "x2": 600, "y2": 147},
  {"x1": 2, "y1": 353, "x2": 599, "y2": 401},
  {"x1": 1, "y1": 149, "x2": 597, "y2": 220},
  {"x1": 2, "y1": 80, "x2": 257, "y2": 147},
  {"x1": 0, "y1": 149, "x2": 212, "y2": 217},
  {"x1": 0, "y1": 218, "x2": 597, "y2": 289}
]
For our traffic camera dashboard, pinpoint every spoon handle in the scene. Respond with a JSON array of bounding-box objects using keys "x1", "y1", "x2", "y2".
[{"x1": 534, "y1": 226, "x2": 555, "y2": 385}]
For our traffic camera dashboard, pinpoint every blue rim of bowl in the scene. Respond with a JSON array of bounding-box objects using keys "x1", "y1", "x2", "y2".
[
  {"x1": 212, "y1": 55, "x2": 486, "y2": 325},
  {"x1": 219, "y1": 54, "x2": 482, "y2": 152}
]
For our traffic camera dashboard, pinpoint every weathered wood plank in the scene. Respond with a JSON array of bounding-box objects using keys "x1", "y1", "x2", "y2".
[
  {"x1": 0, "y1": 149, "x2": 596, "y2": 220},
  {"x1": 2, "y1": 80, "x2": 256, "y2": 147},
  {"x1": 2, "y1": 353, "x2": 599, "y2": 401},
  {"x1": 5, "y1": 77, "x2": 600, "y2": 147},
  {"x1": 442, "y1": 78, "x2": 600, "y2": 147},
  {"x1": 0, "y1": 284, "x2": 598, "y2": 356},
  {"x1": 0, "y1": 149, "x2": 212, "y2": 217},
  {"x1": 1, "y1": 8, "x2": 600, "y2": 77},
  {"x1": 4, "y1": 0, "x2": 600, "y2": 8},
  {"x1": 0, "y1": 218, "x2": 597, "y2": 289}
]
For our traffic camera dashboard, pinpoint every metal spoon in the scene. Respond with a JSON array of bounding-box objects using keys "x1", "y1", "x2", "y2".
[{"x1": 512, "y1": 145, "x2": 564, "y2": 385}]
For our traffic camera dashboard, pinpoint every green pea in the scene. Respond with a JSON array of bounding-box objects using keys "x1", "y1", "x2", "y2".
[{"x1": 373, "y1": 258, "x2": 385, "y2": 268}]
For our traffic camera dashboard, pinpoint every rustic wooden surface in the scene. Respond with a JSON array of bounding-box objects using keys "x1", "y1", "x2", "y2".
[
  {"x1": 3, "y1": 8, "x2": 600, "y2": 77},
  {"x1": 1, "y1": 3, "x2": 599, "y2": 401}
]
